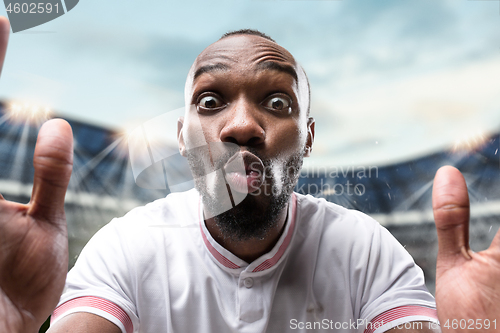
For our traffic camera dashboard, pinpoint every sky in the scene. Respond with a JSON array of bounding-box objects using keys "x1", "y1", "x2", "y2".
[{"x1": 1, "y1": 0, "x2": 499, "y2": 168}]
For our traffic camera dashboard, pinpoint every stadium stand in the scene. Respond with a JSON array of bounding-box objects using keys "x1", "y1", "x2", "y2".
[{"x1": 1, "y1": 101, "x2": 499, "y2": 293}]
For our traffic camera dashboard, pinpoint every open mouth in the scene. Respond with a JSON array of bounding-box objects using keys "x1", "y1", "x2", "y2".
[{"x1": 224, "y1": 151, "x2": 265, "y2": 193}]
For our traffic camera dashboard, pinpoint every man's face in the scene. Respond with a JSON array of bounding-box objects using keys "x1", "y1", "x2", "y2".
[{"x1": 179, "y1": 34, "x2": 314, "y2": 240}]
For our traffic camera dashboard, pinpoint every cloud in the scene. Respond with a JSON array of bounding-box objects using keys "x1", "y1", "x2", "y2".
[
  {"x1": 3, "y1": 0, "x2": 499, "y2": 167},
  {"x1": 307, "y1": 54, "x2": 500, "y2": 168},
  {"x1": 51, "y1": 25, "x2": 206, "y2": 90}
]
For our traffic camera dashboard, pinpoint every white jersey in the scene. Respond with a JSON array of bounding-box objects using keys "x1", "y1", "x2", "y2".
[{"x1": 52, "y1": 190, "x2": 438, "y2": 333}]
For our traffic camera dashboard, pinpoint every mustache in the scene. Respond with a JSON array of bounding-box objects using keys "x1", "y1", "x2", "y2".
[{"x1": 186, "y1": 143, "x2": 268, "y2": 174}]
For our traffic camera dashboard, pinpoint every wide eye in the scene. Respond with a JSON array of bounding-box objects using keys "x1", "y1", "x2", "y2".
[
  {"x1": 262, "y1": 94, "x2": 292, "y2": 114},
  {"x1": 197, "y1": 94, "x2": 224, "y2": 112}
]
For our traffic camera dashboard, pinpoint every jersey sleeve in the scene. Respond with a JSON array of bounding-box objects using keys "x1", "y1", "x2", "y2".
[
  {"x1": 357, "y1": 213, "x2": 439, "y2": 333},
  {"x1": 50, "y1": 219, "x2": 139, "y2": 333}
]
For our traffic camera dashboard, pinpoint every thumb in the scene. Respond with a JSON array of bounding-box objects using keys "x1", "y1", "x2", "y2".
[
  {"x1": 0, "y1": 16, "x2": 10, "y2": 77},
  {"x1": 432, "y1": 166, "x2": 471, "y2": 263},
  {"x1": 28, "y1": 119, "x2": 73, "y2": 222}
]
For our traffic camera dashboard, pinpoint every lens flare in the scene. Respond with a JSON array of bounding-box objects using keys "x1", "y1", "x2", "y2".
[
  {"x1": 453, "y1": 130, "x2": 488, "y2": 153},
  {"x1": 5, "y1": 101, "x2": 53, "y2": 125},
  {"x1": 114, "y1": 120, "x2": 148, "y2": 157}
]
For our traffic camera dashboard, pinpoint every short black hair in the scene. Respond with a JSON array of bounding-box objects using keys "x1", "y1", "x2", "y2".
[{"x1": 220, "y1": 29, "x2": 276, "y2": 43}]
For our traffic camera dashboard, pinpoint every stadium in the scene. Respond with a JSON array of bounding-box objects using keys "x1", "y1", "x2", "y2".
[
  {"x1": 1, "y1": 100, "x2": 498, "y2": 295},
  {"x1": 1, "y1": 1, "x2": 500, "y2": 331}
]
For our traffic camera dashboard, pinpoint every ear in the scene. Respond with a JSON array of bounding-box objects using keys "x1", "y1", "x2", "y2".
[
  {"x1": 303, "y1": 117, "x2": 315, "y2": 157},
  {"x1": 177, "y1": 116, "x2": 186, "y2": 157}
]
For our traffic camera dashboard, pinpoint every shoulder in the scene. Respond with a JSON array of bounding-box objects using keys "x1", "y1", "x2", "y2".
[
  {"x1": 84, "y1": 189, "x2": 200, "y2": 254},
  {"x1": 106, "y1": 189, "x2": 199, "y2": 231},
  {"x1": 292, "y1": 192, "x2": 406, "y2": 267},
  {"x1": 70, "y1": 189, "x2": 201, "y2": 278},
  {"x1": 294, "y1": 192, "x2": 379, "y2": 241}
]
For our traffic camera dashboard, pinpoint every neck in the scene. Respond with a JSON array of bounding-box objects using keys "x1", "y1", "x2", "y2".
[{"x1": 204, "y1": 204, "x2": 289, "y2": 263}]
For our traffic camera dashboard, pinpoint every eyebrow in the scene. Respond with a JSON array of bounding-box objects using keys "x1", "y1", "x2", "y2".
[
  {"x1": 255, "y1": 61, "x2": 298, "y2": 82},
  {"x1": 193, "y1": 63, "x2": 230, "y2": 81}
]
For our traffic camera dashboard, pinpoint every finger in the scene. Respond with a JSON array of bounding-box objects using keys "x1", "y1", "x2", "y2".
[
  {"x1": 489, "y1": 224, "x2": 500, "y2": 257},
  {"x1": 0, "y1": 193, "x2": 4, "y2": 200},
  {"x1": 432, "y1": 165, "x2": 471, "y2": 261},
  {"x1": 28, "y1": 119, "x2": 73, "y2": 222},
  {"x1": 0, "y1": 17, "x2": 10, "y2": 77}
]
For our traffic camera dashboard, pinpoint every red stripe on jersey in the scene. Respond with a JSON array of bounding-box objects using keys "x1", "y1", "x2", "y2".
[
  {"x1": 253, "y1": 193, "x2": 297, "y2": 272},
  {"x1": 198, "y1": 198, "x2": 241, "y2": 269},
  {"x1": 51, "y1": 296, "x2": 133, "y2": 333},
  {"x1": 363, "y1": 305, "x2": 438, "y2": 333}
]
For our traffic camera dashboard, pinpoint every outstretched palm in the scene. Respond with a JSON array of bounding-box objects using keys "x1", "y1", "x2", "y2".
[
  {"x1": 433, "y1": 166, "x2": 500, "y2": 332},
  {"x1": 0, "y1": 17, "x2": 73, "y2": 333}
]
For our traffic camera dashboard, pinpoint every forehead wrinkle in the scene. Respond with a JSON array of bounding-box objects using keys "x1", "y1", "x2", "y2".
[{"x1": 251, "y1": 44, "x2": 291, "y2": 63}]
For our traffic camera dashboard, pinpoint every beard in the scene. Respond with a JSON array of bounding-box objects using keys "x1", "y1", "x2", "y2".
[{"x1": 186, "y1": 145, "x2": 304, "y2": 241}]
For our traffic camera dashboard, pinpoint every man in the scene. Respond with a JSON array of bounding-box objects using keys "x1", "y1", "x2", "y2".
[{"x1": 0, "y1": 16, "x2": 499, "y2": 333}]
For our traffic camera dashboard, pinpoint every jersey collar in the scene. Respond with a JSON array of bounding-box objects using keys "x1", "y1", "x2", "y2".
[{"x1": 198, "y1": 193, "x2": 297, "y2": 274}]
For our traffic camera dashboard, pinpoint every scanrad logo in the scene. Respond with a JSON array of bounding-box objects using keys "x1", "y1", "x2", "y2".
[{"x1": 4, "y1": 0, "x2": 79, "y2": 33}]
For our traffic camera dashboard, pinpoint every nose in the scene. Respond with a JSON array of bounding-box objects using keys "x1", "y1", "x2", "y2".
[{"x1": 219, "y1": 100, "x2": 265, "y2": 146}]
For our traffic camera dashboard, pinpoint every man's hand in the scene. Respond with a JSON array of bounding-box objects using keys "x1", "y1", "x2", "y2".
[
  {"x1": 0, "y1": 16, "x2": 74, "y2": 333},
  {"x1": 433, "y1": 166, "x2": 500, "y2": 332},
  {"x1": 1, "y1": 16, "x2": 9, "y2": 77}
]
